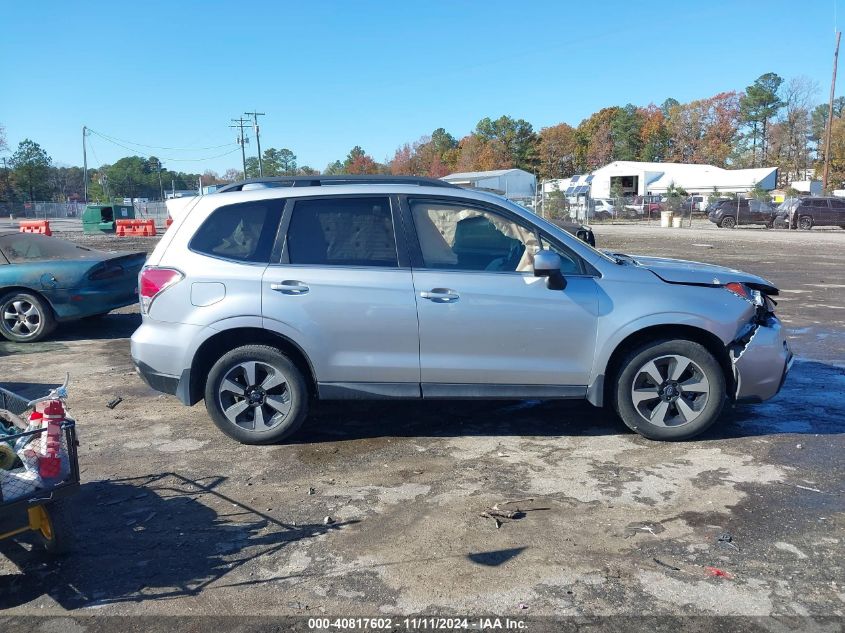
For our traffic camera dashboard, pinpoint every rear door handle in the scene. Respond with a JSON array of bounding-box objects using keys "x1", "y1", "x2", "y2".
[
  {"x1": 270, "y1": 280, "x2": 310, "y2": 295},
  {"x1": 420, "y1": 288, "x2": 459, "y2": 303}
]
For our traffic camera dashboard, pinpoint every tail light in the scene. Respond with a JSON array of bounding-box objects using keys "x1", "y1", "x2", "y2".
[{"x1": 139, "y1": 267, "x2": 183, "y2": 314}]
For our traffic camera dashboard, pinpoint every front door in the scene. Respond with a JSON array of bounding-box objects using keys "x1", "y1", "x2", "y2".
[
  {"x1": 262, "y1": 195, "x2": 420, "y2": 391},
  {"x1": 406, "y1": 198, "x2": 599, "y2": 394}
]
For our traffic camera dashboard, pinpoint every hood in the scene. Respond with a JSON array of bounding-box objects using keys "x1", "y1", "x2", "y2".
[{"x1": 616, "y1": 254, "x2": 779, "y2": 295}]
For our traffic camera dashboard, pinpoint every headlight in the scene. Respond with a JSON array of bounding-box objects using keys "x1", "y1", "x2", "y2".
[{"x1": 725, "y1": 282, "x2": 765, "y2": 307}]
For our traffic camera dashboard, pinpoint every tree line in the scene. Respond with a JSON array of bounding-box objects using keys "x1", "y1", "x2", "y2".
[{"x1": 3, "y1": 71, "x2": 845, "y2": 203}]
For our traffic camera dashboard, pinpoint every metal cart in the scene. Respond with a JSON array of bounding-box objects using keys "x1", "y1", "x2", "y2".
[{"x1": 0, "y1": 383, "x2": 80, "y2": 554}]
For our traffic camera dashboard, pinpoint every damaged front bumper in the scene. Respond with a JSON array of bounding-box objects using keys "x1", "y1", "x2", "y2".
[{"x1": 731, "y1": 315, "x2": 793, "y2": 403}]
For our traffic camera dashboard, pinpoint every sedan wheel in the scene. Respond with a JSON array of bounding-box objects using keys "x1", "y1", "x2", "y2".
[
  {"x1": 205, "y1": 345, "x2": 308, "y2": 444},
  {"x1": 615, "y1": 339, "x2": 726, "y2": 440},
  {"x1": 0, "y1": 292, "x2": 55, "y2": 343}
]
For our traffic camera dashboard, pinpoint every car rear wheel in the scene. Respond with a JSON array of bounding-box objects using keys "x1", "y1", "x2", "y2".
[
  {"x1": 205, "y1": 345, "x2": 308, "y2": 444},
  {"x1": 0, "y1": 291, "x2": 56, "y2": 343},
  {"x1": 719, "y1": 216, "x2": 736, "y2": 229},
  {"x1": 798, "y1": 215, "x2": 813, "y2": 230},
  {"x1": 615, "y1": 339, "x2": 726, "y2": 441}
]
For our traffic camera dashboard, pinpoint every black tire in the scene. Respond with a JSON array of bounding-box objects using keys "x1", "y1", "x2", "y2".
[
  {"x1": 719, "y1": 216, "x2": 736, "y2": 229},
  {"x1": 614, "y1": 339, "x2": 726, "y2": 441},
  {"x1": 798, "y1": 215, "x2": 813, "y2": 230},
  {"x1": 0, "y1": 291, "x2": 56, "y2": 343},
  {"x1": 37, "y1": 499, "x2": 75, "y2": 555},
  {"x1": 204, "y1": 345, "x2": 309, "y2": 444}
]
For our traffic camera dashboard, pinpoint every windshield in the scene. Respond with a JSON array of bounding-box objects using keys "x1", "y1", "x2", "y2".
[{"x1": 0, "y1": 233, "x2": 93, "y2": 263}]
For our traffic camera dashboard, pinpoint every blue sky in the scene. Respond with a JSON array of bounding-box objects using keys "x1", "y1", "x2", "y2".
[{"x1": 1, "y1": 1, "x2": 842, "y2": 174}]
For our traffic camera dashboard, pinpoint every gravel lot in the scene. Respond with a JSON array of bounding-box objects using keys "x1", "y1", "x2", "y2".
[{"x1": 0, "y1": 223, "x2": 843, "y2": 622}]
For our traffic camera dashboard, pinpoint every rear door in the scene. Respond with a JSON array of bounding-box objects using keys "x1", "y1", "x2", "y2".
[
  {"x1": 404, "y1": 196, "x2": 599, "y2": 394},
  {"x1": 814, "y1": 198, "x2": 832, "y2": 225},
  {"x1": 262, "y1": 195, "x2": 420, "y2": 392},
  {"x1": 828, "y1": 198, "x2": 845, "y2": 226},
  {"x1": 150, "y1": 199, "x2": 282, "y2": 326}
]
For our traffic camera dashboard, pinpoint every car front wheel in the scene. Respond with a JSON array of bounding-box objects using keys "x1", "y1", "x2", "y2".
[
  {"x1": 798, "y1": 215, "x2": 813, "y2": 230},
  {"x1": 0, "y1": 291, "x2": 56, "y2": 343},
  {"x1": 719, "y1": 216, "x2": 736, "y2": 229},
  {"x1": 205, "y1": 345, "x2": 309, "y2": 444},
  {"x1": 615, "y1": 339, "x2": 726, "y2": 441}
]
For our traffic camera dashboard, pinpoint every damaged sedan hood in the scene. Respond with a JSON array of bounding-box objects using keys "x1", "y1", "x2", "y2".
[{"x1": 613, "y1": 253, "x2": 779, "y2": 295}]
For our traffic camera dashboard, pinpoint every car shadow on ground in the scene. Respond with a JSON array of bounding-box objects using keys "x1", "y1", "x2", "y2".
[
  {"x1": 0, "y1": 314, "x2": 139, "y2": 357},
  {"x1": 50, "y1": 312, "x2": 141, "y2": 342},
  {"x1": 0, "y1": 473, "x2": 357, "y2": 610},
  {"x1": 296, "y1": 360, "x2": 845, "y2": 444}
]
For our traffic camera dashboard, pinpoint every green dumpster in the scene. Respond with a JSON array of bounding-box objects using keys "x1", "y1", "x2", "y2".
[{"x1": 82, "y1": 204, "x2": 135, "y2": 234}]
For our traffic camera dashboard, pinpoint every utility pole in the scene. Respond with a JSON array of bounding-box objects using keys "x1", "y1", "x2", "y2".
[
  {"x1": 823, "y1": 31, "x2": 841, "y2": 193},
  {"x1": 154, "y1": 159, "x2": 164, "y2": 201},
  {"x1": 230, "y1": 117, "x2": 250, "y2": 178},
  {"x1": 82, "y1": 125, "x2": 89, "y2": 204},
  {"x1": 244, "y1": 111, "x2": 266, "y2": 177}
]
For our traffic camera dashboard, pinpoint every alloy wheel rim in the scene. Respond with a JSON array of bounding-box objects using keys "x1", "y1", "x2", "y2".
[
  {"x1": 631, "y1": 354, "x2": 710, "y2": 427},
  {"x1": 2, "y1": 299, "x2": 41, "y2": 338},
  {"x1": 217, "y1": 360, "x2": 292, "y2": 431}
]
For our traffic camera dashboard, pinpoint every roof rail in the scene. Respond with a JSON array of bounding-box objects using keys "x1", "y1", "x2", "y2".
[{"x1": 214, "y1": 175, "x2": 460, "y2": 193}]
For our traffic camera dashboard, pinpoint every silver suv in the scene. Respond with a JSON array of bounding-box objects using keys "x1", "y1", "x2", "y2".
[{"x1": 130, "y1": 176, "x2": 792, "y2": 444}]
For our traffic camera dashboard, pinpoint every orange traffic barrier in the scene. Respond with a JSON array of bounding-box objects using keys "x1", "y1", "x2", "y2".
[
  {"x1": 116, "y1": 219, "x2": 157, "y2": 237},
  {"x1": 165, "y1": 217, "x2": 173, "y2": 228},
  {"x1": 19, "y1": 220, "x2": 52, "y2": 236}
]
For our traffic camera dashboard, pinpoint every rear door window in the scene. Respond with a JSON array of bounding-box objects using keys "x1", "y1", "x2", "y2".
[
  {"x1": 190, "y1": 201, "x2": 282, "y2": 263},
  {"x1": 285, "y1": 196, "x2": 398, "y2": 267}
]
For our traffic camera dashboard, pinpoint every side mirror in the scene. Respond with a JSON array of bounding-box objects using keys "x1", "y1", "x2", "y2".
[{"x1": 533, "y1": 249, "x2": 566, "y2": 290}]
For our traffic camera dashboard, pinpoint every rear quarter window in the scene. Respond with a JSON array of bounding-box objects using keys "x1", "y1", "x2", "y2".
[{"x1": 190, "y1": 201, "x2": 282, "y2": 263}]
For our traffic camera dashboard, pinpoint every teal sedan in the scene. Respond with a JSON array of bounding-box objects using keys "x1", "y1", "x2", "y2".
[{"x1": 0, "y1": 231, "x2": 146, "y2": 342}]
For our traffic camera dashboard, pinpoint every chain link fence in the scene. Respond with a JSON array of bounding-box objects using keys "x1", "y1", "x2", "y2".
[{"x1": 0, "y1": 200, "x2": 171, "y2": 223}]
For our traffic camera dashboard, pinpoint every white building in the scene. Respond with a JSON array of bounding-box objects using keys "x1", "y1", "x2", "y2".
[
  {"x1": 442, "y1": 169, "x2": 536, "y2": 202},
  {"x1": 586, "y1": 161, "x2": 778, "y2": 199},
  {"x1": 790, "y1": 179, "x2": 822, "y2": 195}
]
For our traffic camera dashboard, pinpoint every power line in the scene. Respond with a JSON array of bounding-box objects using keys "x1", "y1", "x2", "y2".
[
  {"x1": 87, "y1": 128, "x2": 239, "y2": 162},
  {"x1": 86, "y1": 128, "x2": 234, "y2": 151}
]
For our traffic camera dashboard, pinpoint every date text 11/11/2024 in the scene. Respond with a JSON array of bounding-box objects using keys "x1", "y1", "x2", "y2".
[{"x1": 306, "y1": 617, "x2": 528, "y2": 630}]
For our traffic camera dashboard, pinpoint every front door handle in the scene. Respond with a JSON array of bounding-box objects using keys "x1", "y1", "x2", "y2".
[
  {"x1": 420, "y1": 288, "x2": 459, "y2": 303},
  {"x1": 270, "y1": 280, "x2": 310, "y2": 295}
]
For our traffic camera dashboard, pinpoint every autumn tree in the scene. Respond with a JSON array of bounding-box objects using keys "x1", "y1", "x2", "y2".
[
  {"x1": 826, "y1": 117, "x2": 845, "y2": 189},
  {"x1": 639, "y1": 104, "x2": 669, "y2": 162},
  {"x1": 454, "y1": 134, "x2": 511, "y2": 172},
  {"x1": 222, "y1": 168, "x2": 243, "y2": 181},
  {"x1": 343, "y1": 146, "x2": 380, "y2": 174},
  {"x1": 537, "y1": 123, "x2": 577, "y2": 179},
  {"x1": 576, "y1": 107, "x2": 620, "y2": 170}
]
